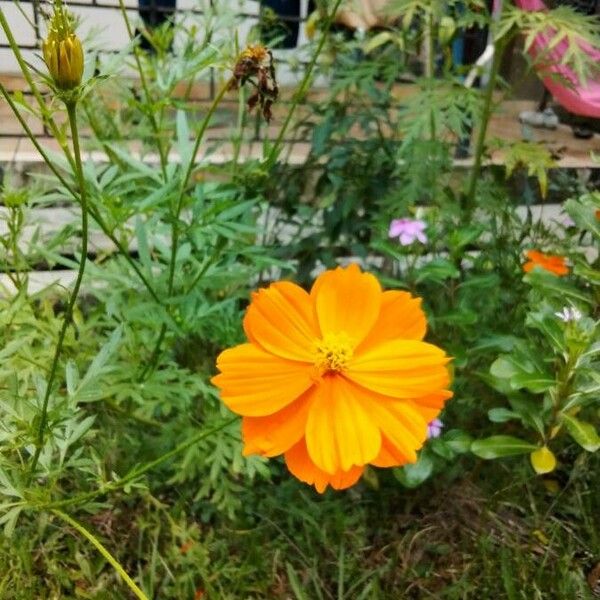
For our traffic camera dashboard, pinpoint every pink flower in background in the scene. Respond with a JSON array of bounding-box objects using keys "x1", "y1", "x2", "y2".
[
  {"x1": 559, "y1": 213, "x2": 575, "y2": 228},
  {"x1": 389, "y1": 218, "x2": 428, "y2": 246},
  {"x1": 427, "y1": 418, "x2": 443, "y2": 439}
]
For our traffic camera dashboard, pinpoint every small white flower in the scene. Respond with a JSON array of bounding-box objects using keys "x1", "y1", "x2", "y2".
[{"x1": 554, "y1": 307, "x2": 582, "y2": 323}]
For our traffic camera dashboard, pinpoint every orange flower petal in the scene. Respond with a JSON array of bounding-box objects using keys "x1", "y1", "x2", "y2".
[
  {"x1": 523, "y1": 250, "x2": 568, "y2": 276},
  {"x1": 243, "y1": 281, "x2": 318, "y2": 361},
  {"x1": 522, "y1": 261, "x2": 536, "y2": 273},
  {"x1": 212, "y1": 344, "x2": 315, "y2": 416},
  {"x1": 356, "y1": 388, "x2": 430, "y2": 464},
  {"x1": 408, "y1": 390, "x2": 453, "y2": 422},
  {"x1": 285, "y1": 439, "x2": 364, "y2": 493},
  {"x1": 356, "y1": 290, "x2": 427, "y2": 354},
  {"x1": 347, "y1": 339, "x2": 450, "y2": 398},
  {"x1": 241, "y1": 387, "x2": 315, "y2": 457},
  {"x1": 311, "y1": 264, "x2": 381, "y2": 346},
  {"x1": 525, "y1": 250, "x2": 543, "y2": 262},
  {"x1": 371, "y1": 436, "x2": 410, "y2": 468},
  {"x1": 305, "y1": 375, "x2": 381, "y2": 474}
]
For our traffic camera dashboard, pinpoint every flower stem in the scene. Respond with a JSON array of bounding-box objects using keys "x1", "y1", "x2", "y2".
[
  {"x1": 139, "y1": 83, "x2": 230, "y2": 380},
  {"x1": 51, "y1": 509, "x2": 149, "y2": 600},
  {"x1": 28, "y1": 101, "x2": 89, "y2": 480},
  {"x1": 464, "y1": 38, "x2": 505, "y2": 211}
]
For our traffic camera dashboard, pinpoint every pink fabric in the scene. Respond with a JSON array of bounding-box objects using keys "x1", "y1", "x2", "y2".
[{"x1": 515, "y1": 0, "x2": 600, "y2": 117}]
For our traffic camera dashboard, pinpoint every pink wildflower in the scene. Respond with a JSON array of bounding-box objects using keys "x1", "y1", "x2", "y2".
[
  {"x1": 388, "y1": 218, "x2": 428, "y2": 246},
  {"x1": 427, "y1": 418, "x2": 443, "y2": 439}
]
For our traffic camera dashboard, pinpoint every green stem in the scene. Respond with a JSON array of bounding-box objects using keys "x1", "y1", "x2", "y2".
[
  {"x1": 40, "y1": 417, "x2": 237, "y2": 510},
  {"x1": 140, "y1": 84, "x2": 230, "y2": 379},
  {"x1": 0, "y1": 81, "x2": 161, "y2": 303},
  {"x1": 427, "y1": 11, "x2": 436, "y2": 141},
  {"x1": 426, "y1": 11, "x2": 435, "y2": 79},
  {"x1": 170, "y1": 82, "x2": 230, "y2": 293},
  {"x1": 51, "y1": 509, "x2": 149, "y2": 600},
  {"x1": 28, "y1": 102, "x2": 89, "y2": 480},
  {"x1": 264, "y1": 0, "x2": 344, "y2": 168},
  {"x1": 464, "y1": 39, "x2": 505, "y2": 211},
  {"x1": 117, "y1": 0, "x2": 168, "y2": 178}
]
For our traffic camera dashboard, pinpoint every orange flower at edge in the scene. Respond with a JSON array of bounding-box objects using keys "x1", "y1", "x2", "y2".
[
  {"x1": 211, "y1": 264, "x2": 453, "y2": 493},
  {"x1": 523, "y1": 250, "x2": 569, "y2": 277}
]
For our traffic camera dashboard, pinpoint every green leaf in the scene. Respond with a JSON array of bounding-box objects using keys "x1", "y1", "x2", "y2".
[
  {"x1": 564, "y1": 196, "x2": 600, "y2": 240},
  {"x1": 0, "y1": 506, "x2": 23, "y2": 538},
  {"x1": 471, "y1": 436, "x2": 537, "y2": 459},
  {"x1": 65, "y1": 360, "x2": 80, "y2": 398},
  {"x1": 490, "y1": 355, "x2": 554, "y2": 393},
  {"x1": 285, "y1": 562, "x2": 309, "y2": 600},
  {"x1": 415, "y1": 258, "x2": 460, "y2": 284},
  {"x1": 135, "y1": 216, "x2": 153, "y2": 275},
  {"x1": 176, "y1": 109, "x2": 192, "y2": 166},
  {"x1": 363, "y1": 31, "x2": 395, "y2": 54},
  {"x1": 560, "y1": 413, "x2": 600, "y2": 452},
  {"x1": 526, "y1": 309, "x2": 566, "y2": 353},
  {"x1": 488, "y1": 407, "x2": 519, "y2": 423},
  {"x1": 448, "y1": 225, "x2": 483, "y2": 251},
  {"x1": 443, "y1": 429, "x2": 473, "y2": 454},
  {"x1": 394, "y1": 452, "x2": 433, "y2": 488},
  {"x1": 472, "y1": 335, "x2": 521, "y2": 353},
  {"x1": 525, "y1": 269, "x2": 593, "y2": 305},
  {"x1": 0, "y1": 468, "x2": 22, "y2": 498}
]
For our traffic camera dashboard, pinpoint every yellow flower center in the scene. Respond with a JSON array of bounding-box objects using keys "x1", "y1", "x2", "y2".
[
  {"x1": 314, "y1": 332, "x2": 353, "y2": 374},
  {"x1": 241, "y1": 44, "x2": 269, "y2": 63}
]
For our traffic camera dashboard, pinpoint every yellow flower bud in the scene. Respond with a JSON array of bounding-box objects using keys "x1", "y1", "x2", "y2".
[
  {"x1": 42, "y1": 1, "x2": 84, "y2": 90},
  {"x1": 438, "y1": 16, "x2": 456, "y2": 47},
  {"x1": 305, "y1": 11, "x2": 319, "y2": 40},
  {"x1": 530, "y1": 446, "x2": 557, "y2": 475}
]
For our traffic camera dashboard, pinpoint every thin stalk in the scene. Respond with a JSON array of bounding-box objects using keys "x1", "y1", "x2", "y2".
[
  {"x1": 51, "y1": 509, "x2": 149, "y2": 600},
  {"x1": 232, "y1": 85, "x2": 246, "y2": 171},
  {"x1": 427, "y1": 11, "x2": 436, "y2": 141},
  {"x1": 28, "y1": 102, "x2": 89, "y2": 479},
  {"x1": 464, "y1": 39, "x2": 505, "y2": 211},
  {"x1": 426, "y1": 10, "x2": 435, "y2": 79},
  {"x1": 0, "y1": 7, "x2": 75, "y2": 169},
  {"x1": 140, "y1": 83, "x2": 229, "y2": 379},
  {"x1": 117, "y1": 0, "x2": 168, "y2": 178},
  {"x1": 263, "y1": 0, "x2": 344, "y2": 168},
  {"x1": 40, "y1": 417, "x2": 237, "y2": 510},
  {"x1": 0, "y1": 81, "x2": 161, "y2": 303}
]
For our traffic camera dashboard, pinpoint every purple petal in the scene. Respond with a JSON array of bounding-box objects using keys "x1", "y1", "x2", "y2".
[
  {"x1": 427, "y1": 418, "x2": 443, "y2": 439},
  {"x1": 389, "y1": 219, "x2": 407, "y2": 238}
]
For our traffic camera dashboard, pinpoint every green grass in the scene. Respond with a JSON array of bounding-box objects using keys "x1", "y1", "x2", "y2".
[{"x1": 0, "y1": 453, "x2": 597, "y2": 599}]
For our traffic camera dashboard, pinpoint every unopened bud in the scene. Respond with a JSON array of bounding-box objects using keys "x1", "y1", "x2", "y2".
[
  {"x1": 438, "y1": 16, "x2": 456, "y2": 46},
  {"x1": 42, "y1": 1, "x2": 84, "y2": 90}
]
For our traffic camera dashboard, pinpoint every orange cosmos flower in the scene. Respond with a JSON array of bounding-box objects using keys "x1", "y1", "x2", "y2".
[
  {"x1": 211, "y1": 264, "x2": 452, "y2": 493},
  {"x1": 523, "y1": 250, "x2": 569, "y2": 277}
]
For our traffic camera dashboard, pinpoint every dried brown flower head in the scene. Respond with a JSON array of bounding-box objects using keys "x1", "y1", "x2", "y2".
[{"x1": 228, "y1": 44, "x2": 278, "y2": 122}]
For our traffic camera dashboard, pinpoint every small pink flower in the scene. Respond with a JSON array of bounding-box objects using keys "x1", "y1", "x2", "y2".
[
  {"x1": 427, "y1": 418, "x2": 443, "y2": 439},
  {"x1": 388, "y1": 218, "x2": 428, "y2": 246},
  {"x1": 560, "y1": 213, "x2": 575, "y2": 228}
]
